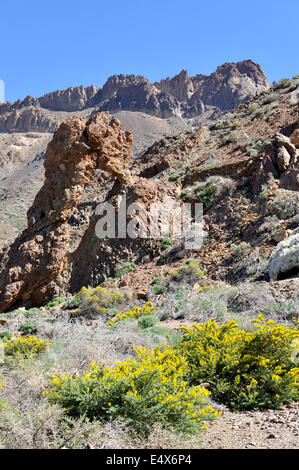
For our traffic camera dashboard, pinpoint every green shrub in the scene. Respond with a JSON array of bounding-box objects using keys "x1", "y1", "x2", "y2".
[
  {"x1": 170, "y1": 260, "x2": 204, "y2": 284},
  {"x1": 191, "y1": 176, "x2": 235, "y2": 211},
  {"x1": 115, "y1": 262, "x2": 136, "y2": 278},
  {"x1": 24, "y1": 308, "x2": 44, "y2": 317},
  {"x1": 273, "y1": 78, "x2": 292, "y2": 90},
  {"x1": 160, "y1": 238, "x2": 173, "y2": 250},
  {"x1": 77, "y1": 286, "x2": 125, "y2": 318},
  {"x1": 266, "y1": 189, "x2": 298, "y2": 219},
  {"x1": 168, "y1": 173, "x2": 181, "y2": 182},
  {"x1": 252, "y1": 108, "x2": 264, "y2": 120},
  {"x1": 18, "y1": 322, "x2": 38, "y2": 336},
  {"x1": 247, "y1": 103, "x2": 260, "y2": 114},
  {"x1": 224, "y1": 132, "x2": 238, "y2": 145},
  {"x1": 197, "y1": 186, "x2": 216, "y2": 209},
  {"x1": 176, "y1": 316, "x2": 299, "y2": 410},
  {"x1": 209, "y1": 120, "x2": 223, "y2": 130},
  {"x1": 180, "y1": 190, "x2": 188, "y2": 199},
  {"x1": 261, "y1": 92, "x2": 278, "y2": 105},
  {"x1": 246, "y1": 139, "x2": 266, "y2": 157},
  {"x1": 0, "y1": 331, "x2": 12, "y2": 341},
  {"x1": 230, "y1": 242, "x2": 252, "y2": 258},
  {"x1": 258, "y1": 188, "x2": 270, "y2": 201},
  {"x1": 185, "y1": 258, "x2": 198, "y2": 265},
  {"x1": 138, "y1": 315, "x2": 158, "y2": 329},
  {"x1": 229, "y1": 120, "x2": 241, "y2": 129},
  {"x1": 159, "y1": 253, "x2": 171, "y2": 264},
  {"x1": 151, "y1": 285, "x2": 167, "y2": 295},
  {"x1": 150, "y1": 277, "x2": 167, "y2": 295},
  {"x1": 151, "y1": 277, "x2": 162, "y2": 285},
  {"x1": 174, "y1": 286, "x2": 189, "y2": 301},
  {"x1": 0, "y1": 378, "x2": 6, "y2": 411},
  {"x1": 62, "y1": 296, "x2": 81, "y2": 310},
  {"x1": 46, "y1": 297, "x2": 65, "y2": 309},
  {"x1": 45, "y1": 345, "x2": 219, "y2": 437}
]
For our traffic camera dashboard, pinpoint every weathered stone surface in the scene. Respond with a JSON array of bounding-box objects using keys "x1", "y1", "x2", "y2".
[
  {"x1": 96, "y1": 74, "x2": 181, "y2": 118},
  {"x1": 155, "y1": 69, "x2": 195, "y2": 102},
  {"x1": 39, "y1": 85, "x2": 99, "y2": 111},
  {"x1": 291, "y1": 128, "x2": 299, "y2": 147},
  {"x1": 276, "y1": 146, "x2": 291, "y2": 172},
  {"x1": 290, "y1": 100, "x2": 299, "y2": 146},
  {"x1": 0, "y1": 112, "x2": 133, "y2": 312},
  {"x1": 68, "y1": 176, "x2": 178, "y2": 293},
  {"x1": 269, "y1": 227, "x2": 299, "y2": 280},
  {"x1": 131, "y1": 127, "x2": 209, "y2": 178},
  {"x1": 238, "y1": 153, "x2": 279, "y2": 196},
  {"x1": 0, "y1": 106, "x2": 59, "y2": 132},
  {"x1": 239, "y1": 132, "x2": 298, "y2": 196},
  {"x1": 155, "y1": 60, "x2": 270, "y2": 114},
  {"x1": 275, "y1": 132, "x2": 298, "y2": 167}
]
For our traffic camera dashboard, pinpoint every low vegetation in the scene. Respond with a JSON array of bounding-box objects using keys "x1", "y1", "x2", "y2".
[{"x1": 0, "y1": 271, "x2": 298, "y2": 448}]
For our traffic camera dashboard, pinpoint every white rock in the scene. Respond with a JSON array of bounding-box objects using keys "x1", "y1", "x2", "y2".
[{"x1": 268, "y1": 227, "x2": 299, "y2": 280}]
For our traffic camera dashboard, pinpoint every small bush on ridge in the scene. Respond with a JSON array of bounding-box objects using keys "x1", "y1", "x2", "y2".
[
  {"x1": 115, "y1": 262, "x2": 136, "y2": 278},
  {"x1": 46, "y1": 297, "x2": 65, "y2": 309}
]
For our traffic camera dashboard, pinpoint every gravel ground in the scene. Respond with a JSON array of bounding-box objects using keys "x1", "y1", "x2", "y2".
[{"x1": 200, "y1": 402, "x2": 298, "y2": 449}]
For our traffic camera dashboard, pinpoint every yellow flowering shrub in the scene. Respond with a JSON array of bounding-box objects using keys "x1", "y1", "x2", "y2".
[
  {"x1": 0, "y1": 377, "x2": 6, "y2": 411},
  {"x1": 76, "y1": 286, "x2": 125, "y2": 318},
  {"x1": 108, "y1": 301, "x2": 155, "y2": 326},
  {"x1": 169, "y1": 260, "x2": 205, "y2": 284},
  {"x1": 3, "y1": 336, "x2": 50, "y2": 358},
  {"x1": 45, "y1": 345, "x2": 220, "y2": 437},
  {"x1": 176, "y1": 316, "x2": 299, "y2": 410}
]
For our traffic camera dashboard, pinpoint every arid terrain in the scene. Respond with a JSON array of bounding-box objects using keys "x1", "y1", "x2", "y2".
[{"x1": 0, "y1": 64, "x2": 298, "y2": 449}]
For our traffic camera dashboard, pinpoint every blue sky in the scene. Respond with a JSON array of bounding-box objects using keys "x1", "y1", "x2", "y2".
[{"x1": 1, "y1": 0, "x2": 299, "y2": 102}]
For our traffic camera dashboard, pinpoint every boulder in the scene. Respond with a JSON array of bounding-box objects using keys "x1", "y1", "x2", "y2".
[
  {"x1": 276, "y1": 146, "x2": 291, "y2": 172},
  {"x1": 275, "y1": 132, "x2": 298, "y2": 167},
  {"x1": 268, "y1": 227, "x2": 299, "y2": 280}
]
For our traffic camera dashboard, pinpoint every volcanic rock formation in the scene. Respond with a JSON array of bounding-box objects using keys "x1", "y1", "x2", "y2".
[{"x1": 0, "y1": 112, "x2": 133, "y2": 312}]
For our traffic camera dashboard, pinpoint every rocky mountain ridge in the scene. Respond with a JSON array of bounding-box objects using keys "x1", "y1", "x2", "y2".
[{"x1": 0, "y1": 60, "x2": 269, "y2": 133}]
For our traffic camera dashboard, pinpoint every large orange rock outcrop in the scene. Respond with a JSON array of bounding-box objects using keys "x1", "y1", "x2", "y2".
[{"x1": 0, "y1": 112, "x2": 133, "y2": 312}]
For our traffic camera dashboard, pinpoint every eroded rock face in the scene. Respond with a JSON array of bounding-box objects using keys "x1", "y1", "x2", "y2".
[
  {"x1": 131, "y1": 127, "x2": 209, "y2": 178},
  {"x1": 0, "y1": 112, "x2": 133, "y2": 312},
  {"x1": 0, "y1": 106, "x2": 59, "y2": 133},
  {"x1": 195, "y1": 60, "x2": 270, "y2": 111},
  {"x1": 155, "y1": 60, "x2": 270, "y2": 114},
  {"x1": 39, "y1": 85, "x2": 99, "y2": 112},
  {"x1": 155, "y1": 69, "x2": 195, "y2": 102},
  {"x1": 95, "y1": 74, "x2": 181, "y2": 118},
  {"x1": 238, "y1": 132, "x2": 299, "y2": 196},
  {"x1": 68, "y1": 176, "x2": 178, "y2": 293},
  {"x1": 290, "y1": 101, "x2": 299, "y2": 147}
]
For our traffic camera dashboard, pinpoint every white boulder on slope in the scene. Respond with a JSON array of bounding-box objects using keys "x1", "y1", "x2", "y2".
[{"x1": 268, "y1": 227, "x2": 299, "y2": 280}]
